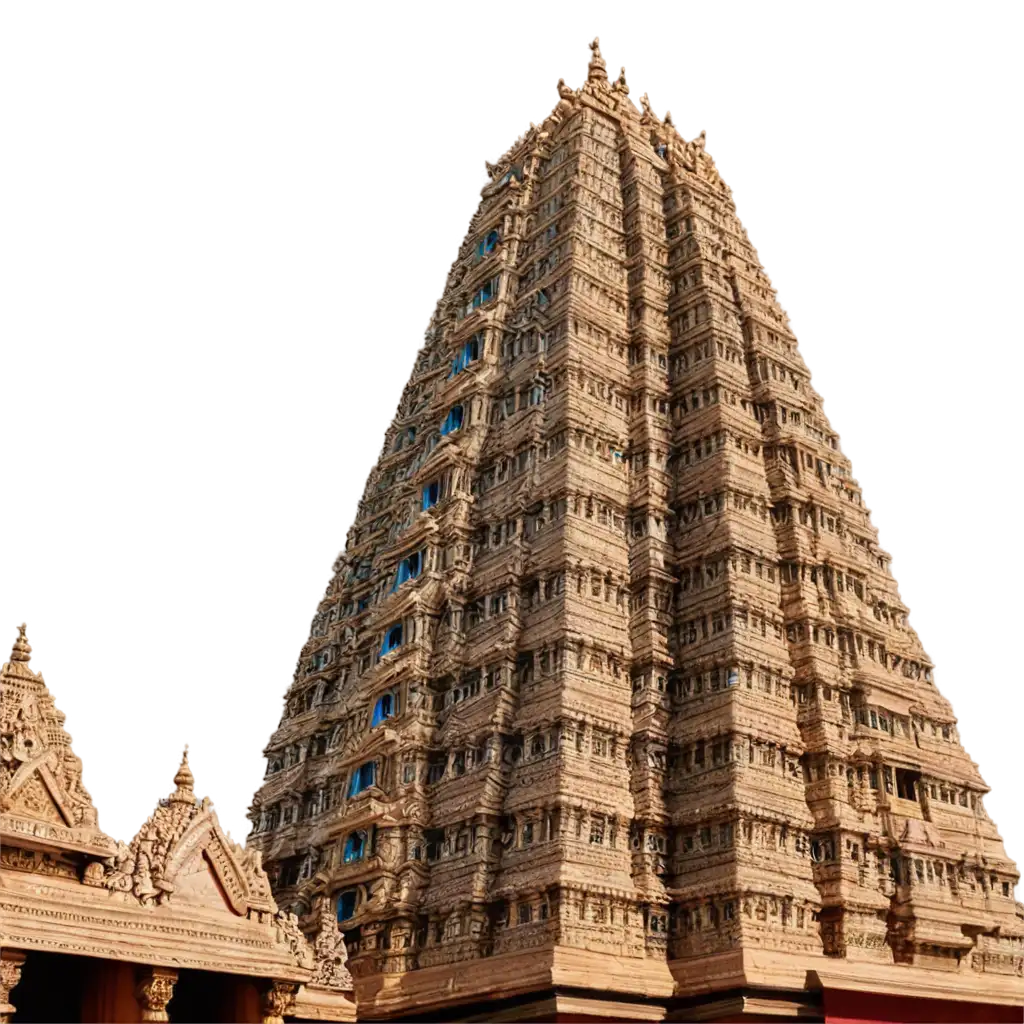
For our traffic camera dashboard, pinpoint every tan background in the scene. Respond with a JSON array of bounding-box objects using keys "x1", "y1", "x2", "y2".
[{"x1": 1, "y1": 3, "x2": 1020, "y2": 870}]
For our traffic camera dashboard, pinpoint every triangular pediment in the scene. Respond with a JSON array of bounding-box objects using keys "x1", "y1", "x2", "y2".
[
  {"x1": 99, "y1": 751, "x2": 278, "y2": 919},
  {"x1": 7, "y1": 772, "x2": 65, "y2": 824},
  {"x1": 6, "y1": 756, "x2": 78, "y2": 823},
  {"x1": 162, "y1": 814, "x2": 252, "y2": 916},
  {"x1": 171, "y1": 844, "x2": 238, "y2": 912},
  {"x1": 0, "y1": 627, "x2": 115, "y2": 856}
]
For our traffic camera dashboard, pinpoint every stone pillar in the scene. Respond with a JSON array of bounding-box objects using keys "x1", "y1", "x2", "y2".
[
  {"x1": 261, "y1": 980, "x2": 297, "y2": 1024},
  {"x1": 134, "y1": 966, "x2": 178, "y2": 1022},
  {"x1": 0, "y1": 951, "x2": 26, "y2": 1024}
]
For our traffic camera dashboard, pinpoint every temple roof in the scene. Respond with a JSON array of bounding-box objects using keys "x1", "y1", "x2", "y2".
[
  {"x1": 0, "y1": 625, "x2": 354, "y2": 1016},
  {"x1": 0, "y1": 624, "x2": 115, "y2": 857}
]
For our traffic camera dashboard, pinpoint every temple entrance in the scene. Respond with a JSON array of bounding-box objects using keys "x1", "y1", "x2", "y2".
[
  {"x1": 166, "y1": 969, "x2": 261, "y2": 1023},
  {"x1": 8, "y1": 950, "x2": 88, "y2": 1022}
]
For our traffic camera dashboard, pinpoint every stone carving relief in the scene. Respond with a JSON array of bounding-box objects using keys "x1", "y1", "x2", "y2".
[
  {"x1": 310, "y1": 898, "x2": 354, "y2": 990},
  {"x1": 135, "y1": 966, "x2": 178, "y2": 1023},
  {"x1": 245, "y1": 40, "x2": 1023, "y2": 1019},
  {"x1": 0, "y1": 626, "x2": 102, "y2": 834},
  {"x1": 98, "y1": 748, "x2": 278, "y2": 921}
]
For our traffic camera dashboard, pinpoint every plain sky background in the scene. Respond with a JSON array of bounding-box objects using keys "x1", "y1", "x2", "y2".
[{"x1": 2, "y1": 4, "x2": 1021, "y2": 864}]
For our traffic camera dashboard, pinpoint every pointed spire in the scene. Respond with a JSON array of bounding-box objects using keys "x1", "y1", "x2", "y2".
[
  {"x1": 11, "y1": 623, "x2": 31, "y2": 664},
  {"x1": 170, "y1": 745, "x2": 195, "y2": 803},
  {"x1": 587, "y1": 38, "x2": 607, "y2": 82},
  {"x1": 615, "y1": 67, "x2": 629, "y2": 95}
]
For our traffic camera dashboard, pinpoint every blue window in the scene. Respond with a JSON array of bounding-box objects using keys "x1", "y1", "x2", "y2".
[
  {"x1": 472, "y1": 279, "x2": 496, "y2": 309},
  {"x1": 371, "y1": 691, "x2": 397, "y2": 728},
  {"x1": 422, "y1": 480, "x2": 441, "y2": 510},
  {"x1": 393, "y1": 551, "x2": 423, "y2": 591},
  {"x1": 337, "y1": 889, "x2": 357, "y2": 922},
  {"x1": 476, "y1": 230, "x2": 500, "y2": 261},
  {"x1": 449, "y1": 336, "x2": 481, "y2": 378},
  {"x1": 380, "y1": 623, "x2": 403, "y2": 656},
  {"x1": 348, "y1": 761, "x2": 377, "y2": 797},
  {"x1": 440, "y1": 405, "x2": 464, "y2": 436},
  {"x1": 343, "y1": 830, "x2": 367, "y2": 863}
]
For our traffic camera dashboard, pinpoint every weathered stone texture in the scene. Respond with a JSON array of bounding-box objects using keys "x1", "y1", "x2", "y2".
[{"x1": 249, "y1": 40, "x2": 1022, "y2": 1019}]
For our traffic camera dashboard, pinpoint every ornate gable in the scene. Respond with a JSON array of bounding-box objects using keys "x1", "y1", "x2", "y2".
[
  {"x1": 0, "y1": 625, "x2": 115, "y2": 857},
  {"x1": 0, "y1": 626, "x2": 355, "y2": 1021},
  {"x1": 97, "y1": 748, "x2": 279, "y2": 920}
]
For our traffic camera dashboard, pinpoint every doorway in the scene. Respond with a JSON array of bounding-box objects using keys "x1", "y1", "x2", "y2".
[
  {"x1": 166, "y1": 969, "x2": 261, "y2": 1023},
  {"x1": 9, "y1": 950, "x2": 88, "y2": 1022}
]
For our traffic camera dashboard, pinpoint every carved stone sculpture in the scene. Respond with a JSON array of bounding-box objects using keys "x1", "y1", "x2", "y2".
[
  {"x1": 135, "y1": 966, "x2": 178, "y2": 1023},
  {"x1": 0, "y1": 952, "x2": 26, "y2": 1024},
  {"x1": 261, "y1": 980, "x2": 297, "y2": 1024},
  {"x1": 239, "y1": 39, "x2": 1022, "y2": 1022}
]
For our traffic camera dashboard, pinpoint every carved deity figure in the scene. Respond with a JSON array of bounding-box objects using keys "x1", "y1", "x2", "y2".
[
  {"x1": 310, "y1": 898, "x2": 354, "y2": 990},
  {"x1": 60, "y1": 749, "x2": 96, "y2": 825},
  {"x1": 275, "y1": 911, "x2": 314, "y2": 970},
  {"x1": 3, "y1": 701, "x2": 41, "y2": 766}
]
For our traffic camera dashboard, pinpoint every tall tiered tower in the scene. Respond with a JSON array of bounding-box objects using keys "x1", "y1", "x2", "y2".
[{"x1": 248, "y1": 41, "x2": 1022, "y2": 1021}]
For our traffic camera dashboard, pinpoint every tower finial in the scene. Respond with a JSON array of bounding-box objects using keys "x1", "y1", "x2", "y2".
[
  {"x1": 11, "y1": 623, "x2": 31, "y2": 664},
  {"x1": 615, "y1": 67, "x2": 629, "y2": 95},
  {"x1": 171, "y1": 745, "x2": 195, "y2": 802},
  {"x1": 588, "y1": 38, "x2": 607, "y2": 82}
]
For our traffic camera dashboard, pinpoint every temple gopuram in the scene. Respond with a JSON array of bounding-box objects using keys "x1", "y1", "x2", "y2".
[
  {"x1": 247, "y1": 41, "x2": 1023, "y2": 1023},
  {"x1": 0, "y1": 626, "x2": 356, "y2": 1023}
]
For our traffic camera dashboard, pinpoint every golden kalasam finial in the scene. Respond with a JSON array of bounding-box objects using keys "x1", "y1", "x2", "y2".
[{"x1": 11, "y1": 623, "x2": 31, "y2": 663}]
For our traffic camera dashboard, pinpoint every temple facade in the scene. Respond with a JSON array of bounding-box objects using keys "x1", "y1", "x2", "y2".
[
  {"x1": 0, "y1": 626, "x2": 356, "y2": 1023},
  {"x1": 241, "y1": 40, "x2": 1024, "y2": 1022}
]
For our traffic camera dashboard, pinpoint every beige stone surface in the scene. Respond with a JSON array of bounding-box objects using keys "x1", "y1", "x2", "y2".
[
  {"x1": 0, "y1": 627, "x2": 355, "y2": 1022},
  {"x1": 249, "y1": 39, "x2": 1023, "y2": 1019}
]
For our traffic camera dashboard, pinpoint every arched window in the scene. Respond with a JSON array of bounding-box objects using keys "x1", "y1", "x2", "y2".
[
  {"x1": 440, "y1": 405, "x2": 464, "y2": 436},
  {"x1": 449, "y1": 335, "x2": 482, "y2": 378},
  {"x1": 422, "y1": 480, "x2": 441, "y2": 510},
  {"x1": 348, "y1": 760, "x2": 377, "y2": 797},
  {"x1": 337, "y1": 889, "x2": 358, "y2": 922},
  {"x1": 371, "y1": 691, "x2": 398, "y2": 728},
  {"x1": 477, "y1": 230, "x2": 500, "y2": 260},
  {"x1": 393, "y1": 551, "x2": 423, "y2": 590},
  {"x1": 380, "y1": 623, "x2": 403, "y2": 656},
  {"x1": 469, "y1": 277, "x2": 498, "y2": 312},
  {"x1": 343, "y1": 831, "x2": 367, "y2": 863}
]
